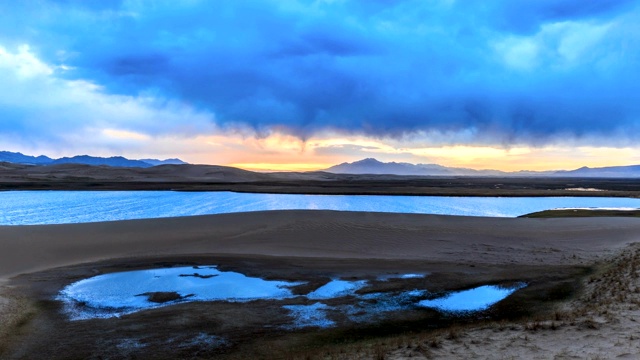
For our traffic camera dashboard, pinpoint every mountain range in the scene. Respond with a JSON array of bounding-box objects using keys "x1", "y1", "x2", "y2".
[
  {"x1": 0, "y1": 151, "x2": 186, "y2": 168},
  {"x1": 2, "y1": 151, "x2": 640, "y2": 177},
  {"x1": 324, "y1": 158, "x2": 640, "y2": 178}
]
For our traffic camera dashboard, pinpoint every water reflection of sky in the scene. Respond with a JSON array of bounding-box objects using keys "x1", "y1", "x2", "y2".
[
  {"x1": 418, "y1": 284, "x2": 526, "y2": 312},
  {"x1": 3, "y1": 190, "x2": 640, "y2": 224},
  {"x1": 58, "y1": 267, "x2": 525, "y2": 328},
  {"x1": 307, "y1": 279, "x2": 367, "y2": 299},
  {"x1": 57, "y1": 266, "x2": 302, "y2": 320}
]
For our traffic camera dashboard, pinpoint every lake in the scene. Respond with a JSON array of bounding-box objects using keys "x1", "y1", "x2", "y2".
[{"x1": 1, "y1": 190, "x2": 639, "y2": 225}]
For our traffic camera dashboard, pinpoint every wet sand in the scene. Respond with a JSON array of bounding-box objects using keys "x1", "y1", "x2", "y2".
[{"x1": 1, "y1": 211, "x2": 640, "y2": 359}]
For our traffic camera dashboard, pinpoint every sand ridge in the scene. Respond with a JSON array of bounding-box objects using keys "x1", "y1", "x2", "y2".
[{"x1": 1, "y1": 210, "x2": 640, "y2": 280}]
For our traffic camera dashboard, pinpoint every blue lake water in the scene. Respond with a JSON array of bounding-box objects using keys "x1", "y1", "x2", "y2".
[{"x1": 1, "y1": 191, "x2": 640, "y2": 225}]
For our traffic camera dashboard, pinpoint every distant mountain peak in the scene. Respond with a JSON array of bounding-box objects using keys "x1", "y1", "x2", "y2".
[
  {"x1": 0, "y1": 151, "x2": 53, "y2": 165},
  {"x1": 354, "y1": 158, "x2": 383, "y2": 164},
  {"x1": 325, "y1": 158, "x2": 471, "y2": 176},
  {"x1": 140, "y1": 158, "x2": 187, "y2": 166},
  {"x1": 51, "y1": 155, "x2": 152, "y2": 168},
  {"x1": 325, "y1": 158, "x2": 640, "y2": 177},
  {"x1": 0, "y1": 151, "x2": 187, "y2": 168}
]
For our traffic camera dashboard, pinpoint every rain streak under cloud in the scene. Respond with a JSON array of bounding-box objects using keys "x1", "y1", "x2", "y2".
[{"x1": 0, "y1": 0, "x2": 639, "y2": 169}]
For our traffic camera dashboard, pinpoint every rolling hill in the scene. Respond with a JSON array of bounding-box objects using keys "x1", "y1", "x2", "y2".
[{"x1": 0, "y1": 151, "x2": 186, "y2": 168}]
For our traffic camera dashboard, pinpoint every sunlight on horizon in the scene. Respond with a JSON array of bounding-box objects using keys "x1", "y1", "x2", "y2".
[{"x1": 2, "y1": 1, "x2": 639, "y2": 173}]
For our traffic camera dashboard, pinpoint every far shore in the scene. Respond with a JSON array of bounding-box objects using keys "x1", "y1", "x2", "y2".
[
  {"x1": 3, "y1": 183, "x2": 640, "y2": 198},
  {"x1": 2, "y1": 162, "x2": 640, "y2": 197}
]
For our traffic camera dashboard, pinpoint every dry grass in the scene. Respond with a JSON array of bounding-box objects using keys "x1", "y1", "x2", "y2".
[
  {"x1": 0, "y1": 287, "x2": 38, "y2": 357},
  {"x1": 277, "y1": 243, "x2": 640, "y2": 360}
]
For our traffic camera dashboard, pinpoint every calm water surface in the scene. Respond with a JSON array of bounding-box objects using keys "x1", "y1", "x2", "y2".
[
  {"x1": 57, "y1": 266, "x2": 303, "y2": 320},
  {"x1": 57, "y1": 266, "x2": 523, "y2": 324},
  {"x1": 417, "y1": 284, "x2": 526, "y2": 312},
  {"x1": 1, "y1": 190, "x2": 639, "y2": 225}
]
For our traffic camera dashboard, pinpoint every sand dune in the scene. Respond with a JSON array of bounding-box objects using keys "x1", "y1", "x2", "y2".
[{"x1": 1, "y1": 210, "x2": 639, "y2": 280}]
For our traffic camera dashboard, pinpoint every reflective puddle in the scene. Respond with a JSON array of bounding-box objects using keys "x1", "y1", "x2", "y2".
[
  {"x1": 377, "y1": 273, "x2": 427, "y2": 281},
  {"x1": 57, "y1": 266, "x2": 303, "y2": 320},
  {"x1": 57, "y1": 267, "x2": 525, "y2": 327},
  {"x1": 418, "y1": 284, "x2": 527, "y2": 312},
  {"x1": 307, "y1": 279, "x2": 368, "y2": 299},
  {"x1": 283, "y1": 303, "x2": 336, "y2": 329}
]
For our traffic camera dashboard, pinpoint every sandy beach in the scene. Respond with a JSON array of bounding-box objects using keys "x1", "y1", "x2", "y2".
[
  {"x1": 2, "y1": 210, "x2": 640, "y2": 278},
  {"x1": 1, "y1": 210, "x2": 640, "y2": 358}
]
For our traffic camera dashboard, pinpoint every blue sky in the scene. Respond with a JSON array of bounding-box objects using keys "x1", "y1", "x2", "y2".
[{"x1": 1, "y1": 0, "x2": 639, "y2": 170}]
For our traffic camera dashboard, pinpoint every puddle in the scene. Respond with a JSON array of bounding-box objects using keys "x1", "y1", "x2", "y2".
[
  {"x1": 345, "y1": 289, "x2": 428, "y2": 323},
  {"x1": 418, "y1": 284, "x2": 526, "y2": 312},
  {"x1": 283, "y1": 303, "x2": 335, "y2": 329},
  {"x1": 57, "y1": 266, "x2": 303, "y2": 320},
  {"x1": 399, "y1": 274, "x2": 425, "y2": 279},
  {"x1": 377, "y1": 273, "x2": 426, "y2": 281},
  {"x1": 57, "y1": 266, "x2": 526, "y2": 325},
  {"x1": 307, "y1": 279, "x2": 368, "y2": 299}
]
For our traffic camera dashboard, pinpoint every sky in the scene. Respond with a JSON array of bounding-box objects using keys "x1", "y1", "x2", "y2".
[{"x1": 1, "y1": 0, "x2": 640, "y2": 171}]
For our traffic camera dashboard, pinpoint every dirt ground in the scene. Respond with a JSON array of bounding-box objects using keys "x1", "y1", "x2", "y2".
[
  {"x1": 1, "y1": 256, "x2": 588, "y2": 359},
  {"x1": 1, "y1": 211, "x2": 639, "y2": 358}
]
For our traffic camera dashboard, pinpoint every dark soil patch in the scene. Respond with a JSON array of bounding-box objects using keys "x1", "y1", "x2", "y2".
[
  {"x1": 136, "y1": 291, "x2": 193, "y2": 303},
  {"x1": 3, "y1": 255, "x2": 591, "y2": 360}
]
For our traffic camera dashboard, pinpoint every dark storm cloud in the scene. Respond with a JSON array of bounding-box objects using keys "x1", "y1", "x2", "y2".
[
  {"x1": 1, "y1": 0, "x2": 639, "y2": 145},
  {"x1": 491, "y1": 0, "x2": 638, "y2": 33}
]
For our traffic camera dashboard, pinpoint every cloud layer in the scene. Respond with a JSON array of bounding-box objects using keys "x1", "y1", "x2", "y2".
[{"x1": 1, "y1": 0, "x2": 640, "y2": 147}]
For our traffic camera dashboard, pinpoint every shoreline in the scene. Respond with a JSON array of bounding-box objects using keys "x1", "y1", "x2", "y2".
[
  {"x1": 1, "y1": 182, "x2": 639, "y2": 198},
  {"x1": 2, "y1": 187, "x2": 640, "y2": 199},
  {"x1": 2, "y1": 163, "x2": 640, "y2": 197}
]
